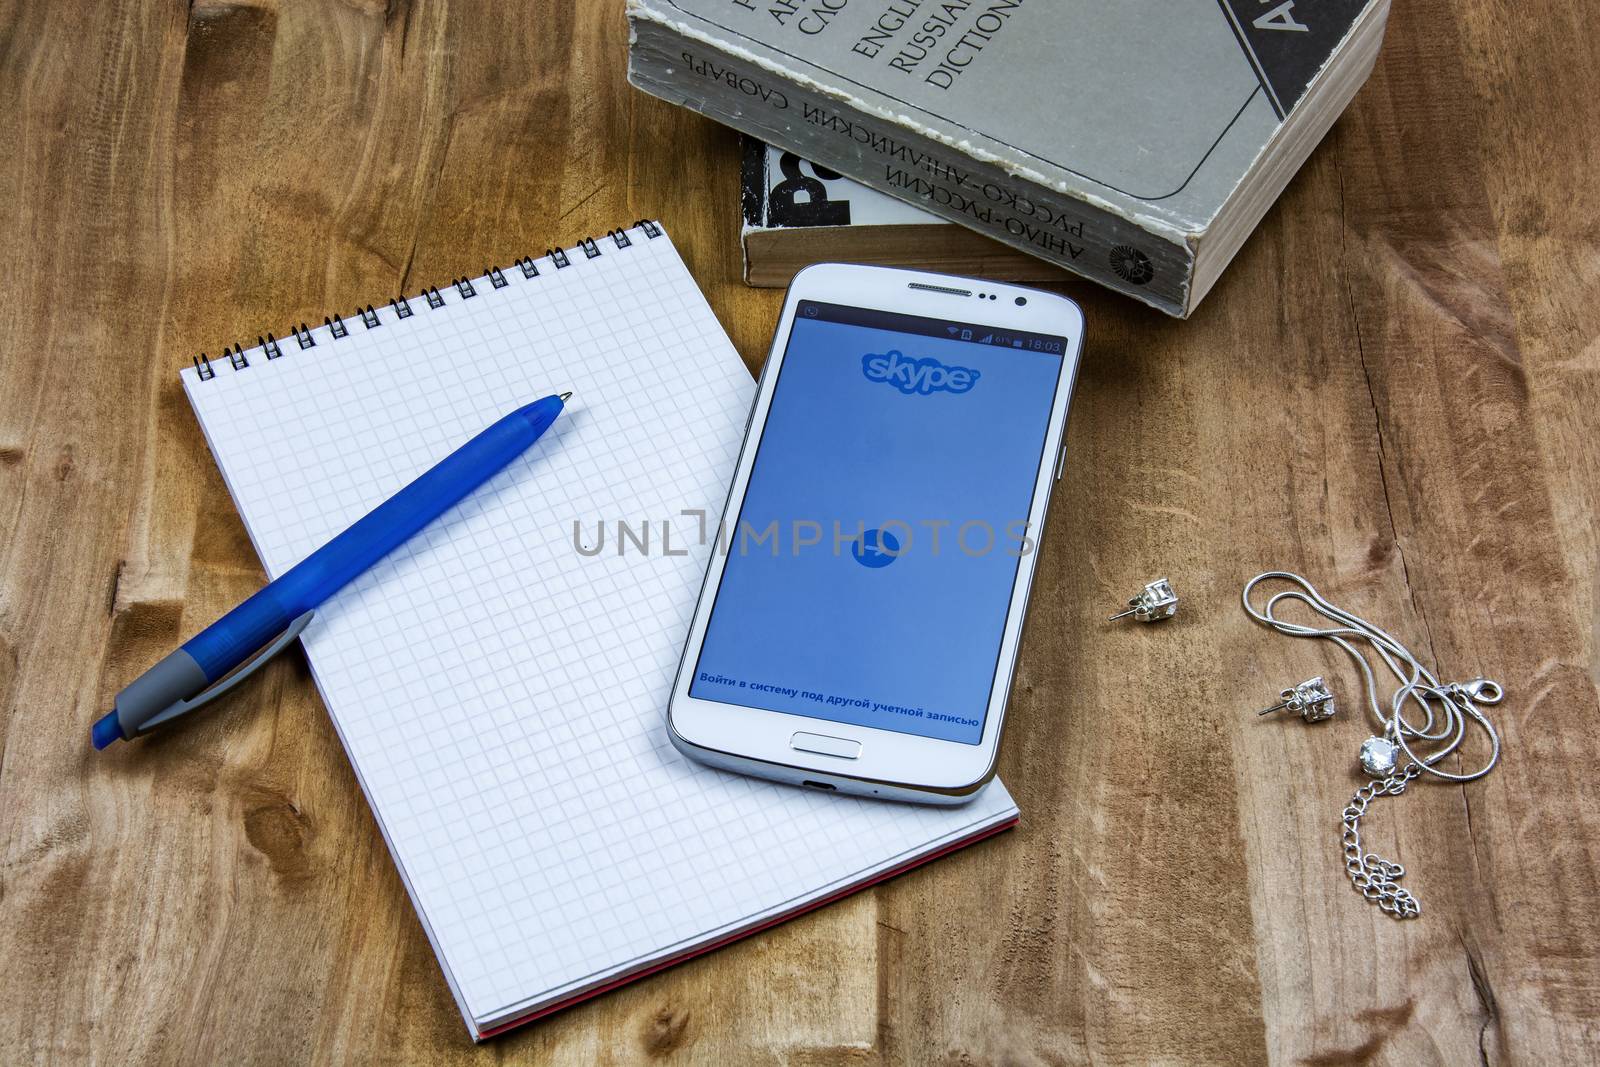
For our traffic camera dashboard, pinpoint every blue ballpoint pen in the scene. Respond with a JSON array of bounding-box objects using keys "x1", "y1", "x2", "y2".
[{"x1": 91, "y1": 392, "x2": 571, "y2": 750}]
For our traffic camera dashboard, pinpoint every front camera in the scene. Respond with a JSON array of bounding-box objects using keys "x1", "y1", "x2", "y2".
[{"x1": 1014, "y1": 296, "x2": 1027, "y2": 306}]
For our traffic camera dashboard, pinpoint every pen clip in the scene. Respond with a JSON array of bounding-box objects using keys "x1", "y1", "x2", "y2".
[{"x1": 137, "y1": 610, "x2": 316, "y2": 735}]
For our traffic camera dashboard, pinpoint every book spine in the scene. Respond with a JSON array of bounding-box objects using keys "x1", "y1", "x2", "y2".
[
  {"x1": 738, "y1": 135, "x2": 766, "y2": 285},
  {"x1": 627, "y1": 16, "x2": 1194, "y2": 317},
  {"x1": 739, "y1": 135, "x2": 768, "y2": 231}
]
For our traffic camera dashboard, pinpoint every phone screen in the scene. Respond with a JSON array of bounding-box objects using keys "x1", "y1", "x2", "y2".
[{"x1": 688, "y1": 300, "x2": 1067, "y2": 745}]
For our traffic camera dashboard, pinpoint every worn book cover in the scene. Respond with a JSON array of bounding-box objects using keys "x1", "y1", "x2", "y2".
[
  {"x1": 741, "y1": 138, "x2": 1070, "y2": 286},
  {"x1": 628, "y1": 0, "x2": 1388, "y2": 316}
]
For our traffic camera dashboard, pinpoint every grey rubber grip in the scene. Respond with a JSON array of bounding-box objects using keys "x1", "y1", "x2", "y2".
[{"x1": 115, "y1": 649, "x2": 207, "y2": 736}]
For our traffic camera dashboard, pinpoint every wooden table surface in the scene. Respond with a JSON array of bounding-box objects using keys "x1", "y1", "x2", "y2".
[{"x1": 4, "y1": 1, "x2": 1598, "y2": 1063}]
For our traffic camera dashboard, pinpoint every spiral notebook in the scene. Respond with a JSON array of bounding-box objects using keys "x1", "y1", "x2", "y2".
[{"x1": 178, "y1": 221, "x2": 1019, "y2": 1040}]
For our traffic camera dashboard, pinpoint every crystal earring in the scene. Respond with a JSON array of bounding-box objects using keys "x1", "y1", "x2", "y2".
[
  {"x1": 1108, "y1": 578, "x2": 1178, "y2": 622},
  {"x1": 1257, "y1": 676, "x2": 1336, "y2": 721}
]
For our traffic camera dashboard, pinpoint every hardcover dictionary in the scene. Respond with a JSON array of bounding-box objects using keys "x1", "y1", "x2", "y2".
[{"x1": 628, "y1": 0, "x2": 1389, "y2": 317}]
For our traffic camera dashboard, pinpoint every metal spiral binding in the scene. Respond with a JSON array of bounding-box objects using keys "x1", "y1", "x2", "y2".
[{"x1": 192, "y1": 220, "x2": 663, "y2": 379}]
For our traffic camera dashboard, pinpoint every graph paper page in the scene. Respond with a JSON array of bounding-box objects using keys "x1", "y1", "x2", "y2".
[{"x1": 180, "y1": 225, "x2": 1018, "y2": 1035}]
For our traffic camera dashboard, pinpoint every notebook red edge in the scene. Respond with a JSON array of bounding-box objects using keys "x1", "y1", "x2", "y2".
[{"x1": 475, "y1": 814, "x2": 1020, "y2": 1040}]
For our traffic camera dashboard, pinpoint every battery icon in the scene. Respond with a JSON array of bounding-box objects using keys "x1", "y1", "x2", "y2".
[{"x1": 1012, "y1": 339, "x2": 1024, "y2": 348}]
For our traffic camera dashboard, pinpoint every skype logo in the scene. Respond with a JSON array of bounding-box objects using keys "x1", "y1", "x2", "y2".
[
  {"x1": 852, "y1": 528, "x2": 900, "y2": 568},
  {"x1": 862, "y1": 350, "x2": 980, "y2": 396}
]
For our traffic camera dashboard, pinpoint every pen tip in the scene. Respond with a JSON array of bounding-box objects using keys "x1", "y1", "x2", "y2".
[
  {"x1": 558, "y1": 391, "x2": 573, "y2": 402},
  {"x1": 91, "y1": 711, "x2": 123, "y2": 750}
]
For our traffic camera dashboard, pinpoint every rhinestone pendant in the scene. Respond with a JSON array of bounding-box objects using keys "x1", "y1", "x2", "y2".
[{"x1": 1360, "y1": 736, "x2": 1400, "y2": 777}]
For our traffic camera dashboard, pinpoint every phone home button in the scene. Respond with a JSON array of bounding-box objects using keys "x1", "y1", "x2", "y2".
[{"x1": 790, "y1": 732, "x2": 862, "y2": 760}]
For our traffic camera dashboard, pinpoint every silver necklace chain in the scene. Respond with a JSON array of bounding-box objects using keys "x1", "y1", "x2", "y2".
[
  {"x1": 1243, "y1": 572, "x2": 1504, "y2": 920},
  {"x1": 1342, "y1": 764, "x2": 1422, "y2": 918}
]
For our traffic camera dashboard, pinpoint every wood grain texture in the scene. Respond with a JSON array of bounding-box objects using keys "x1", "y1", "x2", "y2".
[{"x1": 2, "y1": 0, "x2": 1597, "y2": 1063}]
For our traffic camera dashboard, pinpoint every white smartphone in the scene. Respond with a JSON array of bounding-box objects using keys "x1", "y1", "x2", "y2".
[{"x1": 667, "y1": 263, "x2": 1084, "y2": 804}]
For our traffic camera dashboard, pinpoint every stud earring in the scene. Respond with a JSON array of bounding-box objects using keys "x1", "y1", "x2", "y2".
[
  {"x1": 1256, "y1": 676, "x2": 1336, "y2": 722},
  {"x1": 1108, "y1": 578, "x2": 1178, "y2": 622}
]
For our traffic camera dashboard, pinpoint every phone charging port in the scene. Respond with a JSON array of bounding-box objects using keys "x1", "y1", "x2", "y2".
[{"x1": 801, "y1": 780, "x2": 836, "y2": 792}]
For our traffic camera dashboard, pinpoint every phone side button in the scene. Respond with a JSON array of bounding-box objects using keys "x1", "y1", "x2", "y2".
[
  {"x1": 1055, "y1": 442, "x2": 1067, "y2": 481},
  {"x1": 790, "y1": 732, "x2": 863, "y2": 760}
]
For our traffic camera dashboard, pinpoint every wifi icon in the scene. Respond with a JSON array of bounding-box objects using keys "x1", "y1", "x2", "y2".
[{"x1": 945, "y1": 326, "x2": 960, "y2": 336}]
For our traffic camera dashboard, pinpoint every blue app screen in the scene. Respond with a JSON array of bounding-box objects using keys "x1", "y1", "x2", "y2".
[{"x1": 689, "y1": 301, "x2": 1067, "y2": 745}]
